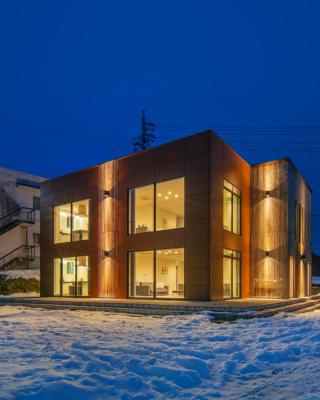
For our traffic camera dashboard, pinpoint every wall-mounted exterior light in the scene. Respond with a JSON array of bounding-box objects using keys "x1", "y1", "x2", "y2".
[
  {"x1": 265, "y1": 191, "x2": 270, "y2": 198},
  {"x1": 104, "y1": 250, "x2": 110, "y2": 257},
  {"x1": 104, "y1": 190, "x2": 110, "y2": 198},
  {"x1": 265, "y1": 251, "x2": 270, "y2": 257}
]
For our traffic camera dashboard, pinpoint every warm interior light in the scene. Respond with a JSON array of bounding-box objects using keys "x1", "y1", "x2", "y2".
[
  {"x1": 165, "y1": 196, "x2": 169, "y2": 200},
  {"x1": 174, "y1": 194, "x2": 179, "y2": 198},
  {"x1": 168, "y1": 191, "x2": 172, "y2": 195}
]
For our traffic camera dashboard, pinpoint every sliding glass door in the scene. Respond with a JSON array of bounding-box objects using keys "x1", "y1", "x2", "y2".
[
  {"x1": 54, "y1": 256, "x2": 90, "y2": 297},
  {"x1": 128, "y1": 248, "x2": 184, "y2": 298},
  {"x1": 223, "y1": 249, "x2": 241, "y2": 299}
]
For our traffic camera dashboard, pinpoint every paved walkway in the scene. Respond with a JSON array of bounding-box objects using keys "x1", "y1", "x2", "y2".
[{"x1": 0, "y1": 295, "x2": 306, "y2": 310}]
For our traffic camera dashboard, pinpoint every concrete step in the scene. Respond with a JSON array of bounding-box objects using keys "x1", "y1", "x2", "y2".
[
  {"x1": 251, "y1": 297, "x2": 320, "y2": 318},
  {"x1": 3, "y1": 301, "x2": 192, "y2": 316}
]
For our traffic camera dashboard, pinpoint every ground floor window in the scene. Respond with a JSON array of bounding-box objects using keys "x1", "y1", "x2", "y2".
[
  {"x1": 223, "y1": 249, "x2": 241, "y2": 299},
  {"x1": 54, "y1": 256, "x2": 90, "y2": 296},
  {"x1": 128, "y1": 248, "x2": 184, "y2": 298}
]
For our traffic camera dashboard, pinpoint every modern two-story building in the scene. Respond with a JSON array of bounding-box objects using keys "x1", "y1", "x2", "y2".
[{"x1": 40, "y1": 131, "x2": 312, "y2": 301}]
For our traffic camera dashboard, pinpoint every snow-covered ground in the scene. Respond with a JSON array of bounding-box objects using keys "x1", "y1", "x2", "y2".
[
  {"x1": 0, "y1": 269, "x2": 40, "y2": 280},
  {"x1": 1, "y1": 307, "x2": 320, "y2": 400},
  {"x1": 0, "y1": 292, "x2": 39, "y2": 298}
]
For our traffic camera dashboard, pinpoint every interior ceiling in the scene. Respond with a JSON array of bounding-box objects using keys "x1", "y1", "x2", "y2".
[
  {"x1": 135, "y1": 249, "x2": 184, "y2": 263},
  {"x1": 136, "y1": 180, "x2": 184, "y2": 216}
]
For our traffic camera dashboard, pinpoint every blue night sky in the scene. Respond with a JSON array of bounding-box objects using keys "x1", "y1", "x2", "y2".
[{"x1": 1, "y1": 1, "x2": 320, "y2": 251}]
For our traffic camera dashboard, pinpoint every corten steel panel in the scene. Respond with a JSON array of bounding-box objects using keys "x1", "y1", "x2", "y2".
[
  {"x1": 40, "y1": 166, "x2": 101, "y2": 297},
  {"x1": 117, "y1": 131, "x2": 212, "y2": 300},
  {"x1": 210, "y1": 134, "x2": 251, "y2": 300},
  {"x1": 185, "y1": 171, "x2": 209, "y2": 196},
  {"x1": 185, "y1": 153, "x2": 210, "y2": 174},
  {"x1": 155, "y1": 159, "x2": 185, "y2": 182},
  {"x1": 154, "y1": 140, "x2": 185, "y2": 166}
]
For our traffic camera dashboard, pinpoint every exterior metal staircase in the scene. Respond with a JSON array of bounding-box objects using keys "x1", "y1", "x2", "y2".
[
  {"x1": 0, "y1": 245, "x2": 35, "y2": 270},
  {"x1": 0, "y1": 208, "x2": 35, "y2": 235}
]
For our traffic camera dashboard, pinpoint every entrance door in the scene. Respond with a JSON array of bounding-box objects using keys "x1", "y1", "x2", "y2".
[{"x1": 223, "y1": 249, "x2": 241, "y2": 299}]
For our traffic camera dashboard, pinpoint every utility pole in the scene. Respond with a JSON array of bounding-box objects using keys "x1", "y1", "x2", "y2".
[{"x1": 133, "y1": 110, "x2": 156, "y2": 152}]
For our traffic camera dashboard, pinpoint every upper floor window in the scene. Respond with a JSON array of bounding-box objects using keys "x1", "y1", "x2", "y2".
[
  {"x1": 128, "y1": 177, "x2": 185, "y2": 234},
  {"x1": 128, "y1": 184, "x2": 154, "y2": 234},
  {"x1": 54, "y1": 199, "x2": 90, "y2": 243},
  {"x1": 156, "y1": 178, "x2": 184, "y2": 231},
  {"x1": 33, "y1": 196, "x2": 40, "y2": 210},
  {"x1": 223, "y1": 180, "x2": 241, "y2": 234}
]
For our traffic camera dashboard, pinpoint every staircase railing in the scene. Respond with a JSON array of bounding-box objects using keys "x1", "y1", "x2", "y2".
[
  {"x1": 0, "y1": 245, "x2": 35, "y2": 269},
  {"x1": 0, "y1": 207, "x2": 35, "y2": 232}
]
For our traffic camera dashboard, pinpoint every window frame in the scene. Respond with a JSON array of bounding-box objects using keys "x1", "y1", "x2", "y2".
[
  {"x1": 33, "y1": 196, "x2": 40, "y2": 210},
  {"x1": 127, "y1": 177, "x2": 185, "y2": 235},
  {"x1": 53, "y1": 198, "x2": 91, "y2": 244},
  {"x1": 223, "y1": 179, "x2": 241, "y2": 235},
  {"x1": 54, "y1": 255, "x2": 90, "y2": 297},
  {"x1": 223, "y1": 248, "x2": 241, "y2": 299},
  {"x1": 128, "y1": 183, "x2": 155, "y2": 235}
]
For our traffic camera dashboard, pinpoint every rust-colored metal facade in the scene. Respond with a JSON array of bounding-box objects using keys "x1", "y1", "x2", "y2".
[{"x1": 40, "y1": 131, "x2": 312, "y2": 300}]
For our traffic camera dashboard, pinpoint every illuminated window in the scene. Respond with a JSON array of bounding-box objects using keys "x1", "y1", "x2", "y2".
[
  {"x1": 128, "y1": 251, "x2": 154, "y2": 297},
  {"x1": 54, "y1": 258, "x2": 61, "y2": 296},
  {"x1": 128, "y1": 178, "x2": 185, "y2": 234},
  {"x1": 54, "y1": 256, "x2": 90, "y2": 297},
  {"x1": 128, "y1": 248, "x2": 184, "y2": 298},
  {"x1": 156, "y1": 178, "x2": 184, "y2": 231},
  {"x1": 223, "y1": 180, "x2": 241, "y2": 234},
  {"x1": 223, "y1": 249, "x2": 241, "y2": 299},
  {"x1": 54, "y1": 200, "x2": 90, "y2": 243},
  {"x1": 129, "y1": 185, "x2": 154, "y2": 234},
  {"x1": 156, "y1": 248, "x2": 184, "y2": 298},
  {"x1": 72, "y1": 200, "x2": 89, "y2": 241},
  {"x1": 54, "y1": 203, "x2": 71, "y2": 243}
]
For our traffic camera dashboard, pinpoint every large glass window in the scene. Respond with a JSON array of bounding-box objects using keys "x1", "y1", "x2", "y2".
[
  {"x1": 128, "y1": 248, "x2": 184, "y2": 298},
  {"x1": 62, "y1": 257, "x2": 76, "y2": 296},
  {"x1": 128, "y1": 178, "x2": 185, "y2": 234},
  {"x1": 72, "y1": 200, "x2": 89, "y2": 241},
  {"x1": 54, "y1": 203, "x2": 71, "y2": 243},
  {"x1": 54, "y1": 258, "x2": 61, "y2": 296},
  {"x1": 129, "y1": 185, "x2": 154, "y2": 234},
  {"x1": 156, "y1": 248, "x2": 184, "y2": 298},
  {"x1": 128, "y1": 251, "x2": 154, "y2": 297},
  {"x1": 223, "y1": 180, "x2": 241, "y2": 234},
  {"x1": 54, "y1": 256, "x2": 90, "y2": 297},
  {"x1": 54, "y1": 199, "x2": 90, "y2": 243},
  {"x1": 156, "y1": 178, "x2": 184, "y2": 231},
  {"x1": 76, "y1": 256, "x2": 90, "y2": 296},
  {"x1": 223, "y1": 249, "x2": 241, "y2": 299}
]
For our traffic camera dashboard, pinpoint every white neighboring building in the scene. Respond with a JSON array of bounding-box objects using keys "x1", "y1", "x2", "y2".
[{"x1": 0, "y1": 167, "x2": 46, "y2": 270}]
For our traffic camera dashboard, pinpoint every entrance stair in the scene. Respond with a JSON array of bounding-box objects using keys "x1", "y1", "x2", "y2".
[
  {"x1": 0, "y1": 207, "x2": 35, "y2": 236},
  {"x1": 0, "y1": 245, "x2": 35, "y2": 270}
]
